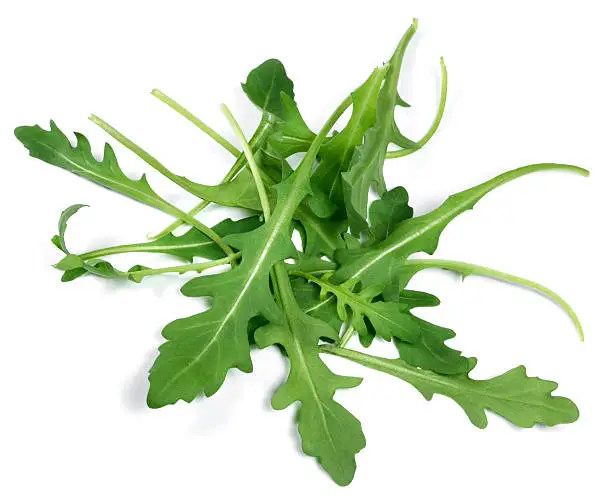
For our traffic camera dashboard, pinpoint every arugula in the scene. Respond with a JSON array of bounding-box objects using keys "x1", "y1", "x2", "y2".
[
  {"x1": 15, "y1": 21, "x2": 587, "y2": 486},
  {"x1": 321, "y1": 346, "x2": 579, "y2": 428}
]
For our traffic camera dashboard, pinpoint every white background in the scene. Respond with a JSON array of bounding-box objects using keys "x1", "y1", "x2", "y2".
[{"x1": 1, "y1": 1, "x2": 610, "y2": 499}]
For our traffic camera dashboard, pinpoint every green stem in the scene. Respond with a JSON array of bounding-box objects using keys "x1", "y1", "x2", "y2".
[
  {"x1": 386, "y1": 56, "x2": 448, "y2": 159},
  {"x1": 405, "y1": 258, "x2": 584, "y2": 341},
  {"x1": 339, "y1": 325, "x2": 355, "y2": 348},
  {"x1": 127, "y1": 254, "x2": 238, "y2": 280},
  {"x1": 147, "y1": 115, "x2": 274, "y2": 240},
  {"x1": 89, "y1": 114, "x2": 234, "y2": 257},
  {"x1": 80, "y1": 243, "x2": 154, "y2": 261},
  {"x1": 151, "y1": 89, "x2": 240, "y2": 156},
  {"x1": 221, "y1": 104, "x2": 271, "y2": 219}
]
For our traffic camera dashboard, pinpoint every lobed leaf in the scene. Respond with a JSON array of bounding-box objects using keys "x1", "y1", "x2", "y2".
[
  {"x1": 334, "y1": 164, "x2": 589, "y2": 295},
  {"x1": 15, "y1": 122, "x2": 173, "y2": 212},
  {"x1": 298, "y1": 272, "x2": 471, "y2": 374},
  {"x1": 367, "y1": 186, "x2": 413, "y2": 243},
  {"x1": 341, "y1": 22, "x2": 419, "y2": 232},
  {"x1": 256, "y1": 277, "x2": 365, "y2": 486},
  {"x1": 322, "y1": 346, "x2": 579, "y2": 428}
]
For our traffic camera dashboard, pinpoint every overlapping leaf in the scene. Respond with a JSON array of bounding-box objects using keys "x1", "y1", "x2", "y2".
[
  {"x1": 298, "y1": 272, "x2": 470, "y2": 374},
  {"x1": 148, "y1": 222, "x2": 294, "y2": 407},
  {"x1": 334, "y1": 164, "x2": 588, "y2": 295},
  {"x1": 256, "y1": 274, "x2": 365, "y2": 486},
  {"x1": 342, "y1": 22, "x2": 419, "y2": 232},
  {"x1": 310, "y1": 66, "x2": 388, "y2": 207},
  {"x1": 367, "y1": 186, "x2": 413, "y2": 243}
]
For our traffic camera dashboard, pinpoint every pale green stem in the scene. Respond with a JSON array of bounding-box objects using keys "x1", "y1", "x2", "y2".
[
  {"x1": 89, "y1": 114, "x2": 234, "y2": 257},
  {"x1": 221, "y1": 104, "x2": 271, "y2": 220},
  {"x1": 339, "y1": 325, "x2": 356, "y2": 348},
  {"x1": 407, "y1": 258, "x2": 584, "y2": 341},
  {"x1": 126, "y1": 254, "x2": 238, "y2": 280},
  {"x1": 386, "y1": 57, "x2": 448, "y2": 159},
  {"x1": 80, "y1": 243, "x2": 156, "y2": 260},
  {"x1": 148, "y1": 199, "x2": 209, "y2": 240},
  {"x1": 152, "y1": 89, "x2": 240, "y2": 156},
  {"x1": 147, "y1": 115, "x2": 274, "y2": 240}
]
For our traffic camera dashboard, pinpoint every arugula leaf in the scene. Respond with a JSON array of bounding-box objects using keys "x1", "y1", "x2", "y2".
[
  {"x1": 341, "y1": 21, "x2": 419, "y2": 232},
  {"x1": 242, "y1": 59, "x2": 295, "y2": 118},
  {"x1": 256, "y1": 271, "x2": 365, "y2": 486},
  {"x1": 321, "y1": 345, "x2": 579, "y2": 428},
  {"x1": 147, "y1": 96, "x2": 350, "y2": 407},
  {"x1": 292, "y1": 277, "x2": 343, "y2": 331},
  {"x1": 15, "y1": 122, "x2": 173, "y2": 212},
  {"x1": 297, "y1": 208, "x2": 347, "y2": 257},
  {"x1": 398, "y1": 289, "x2": 440, "y2": 309},
  {"x1": 298, "y1": 272, "x2": 471, "y2": 374},
  {"x1": 147, "y1": 222, "x2": 293, "y2": 406},
  {"x1": 16, "y1": 22, "x2": 587, "y2": 487},
  {"x1": 267, "y1": 94, "x2": 316, "y2": 157},
  {"x1": 368, "y1": 186, "x2": 413, "y2": 242},
  {"x1": 334, "y1": 164, "x2": 589, "y2": 294},
  {"x1": 310, "y1": 66, "x2": 388, "y2": 207}
]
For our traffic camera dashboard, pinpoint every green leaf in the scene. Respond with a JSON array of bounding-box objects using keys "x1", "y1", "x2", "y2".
[
  {"x1": 335, "y1": 164, "x2": 589, "y2": 294},
  {"x1": 147, "y1": 97, "x2": 347, "y2": 406},
  {"x1": 341, "y1": 22, "x2": 419, "y2": 232},
  {"x1": 15, "y1": 122, "x2": 173, "y2": 213},
  {"x1": 242, "y1": 59, "x2": 295, "y2": 119},
  {"x1": 368, "y1": 186, "x2": 413, "y2": 242},
  {"x1": 298, "y1": 272, "x2": 470, "y2": 374},
  {"x1": 256, "y1": 279, "x2": 365, "y2": 486},
  {"x1": 398, "y1": 289, "x2": 440, "y2": 309},
  {"x1": 321, "y1": 346, "x2": 579, "y2": 428},
  {"x1": 267, "y1": 94, "x2": 316, "y2": 157},
  {"x1": 53, "y1": 203, "x2": 88, "y2": 253},
  {"x1": 310, "y1": 66, "x2": 388, "y2": 207},
  {"x1": 297, "y1": 207, "x2": 347, "y2": 257},
  {"x1": 51, "y1": 204, "x2": 126, "y2": 281},
  {"x1": 292, "y1": 277, "x2": 342, "y2": 331},
  {"x1": 147, "y1": 223, "x2": 295, "y2": 406},
  {"x1": 177, "y1": 168, "x2": 265, "y2": 211}
]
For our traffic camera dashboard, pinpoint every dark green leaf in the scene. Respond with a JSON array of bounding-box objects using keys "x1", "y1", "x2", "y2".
[
  {"x1": 368, "y1": 186, "x2": 413, "y2": 242},
  {"x1": 242, "y1": 59, "x2": 295, "y2": 119}
]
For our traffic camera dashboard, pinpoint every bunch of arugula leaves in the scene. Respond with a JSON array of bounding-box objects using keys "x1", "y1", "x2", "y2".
[{"x1": 15, "y1": 20, "x2": 586, "y2": 486}]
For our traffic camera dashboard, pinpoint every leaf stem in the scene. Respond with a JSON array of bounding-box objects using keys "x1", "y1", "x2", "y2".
[
  {"x1": 405, "y1": 258, "x2": 584, "y2": 341},
  {"x1": 89, "y1": 114, "x2": 234, "y2": 257},
  {"x1": 80, "y1": 242, "x2": 155, "y2": 261},
  {"x1": 221, "y1": 104, "x2": 271, "y2": 219},
  {"x1": 151, "y1": 89, "x2": 240, "y2": 156},
  {"x1": 339, "y1": 325, "x2": 356, "y2": 348},
  {"x1": 126, "y1": 254, "x2": 238, "y2": 281},
  {"x1": 386, "y1": 56, "x2": 448, "y2": 159}
]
